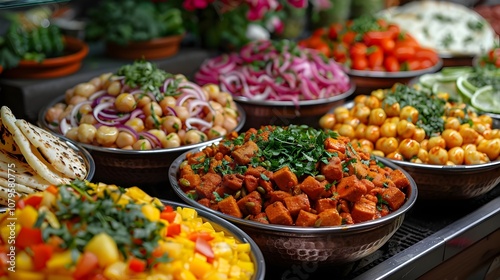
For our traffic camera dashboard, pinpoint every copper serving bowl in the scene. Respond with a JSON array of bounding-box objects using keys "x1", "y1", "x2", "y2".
[
  {"x1": 347, "y1": 59, "x2": 443, "y2": 95},
  {"x1": 168, "y1": 149, "x2": 418, "y2": 267},
  {"x1": 234, "y1": 82, "x2": 355, "y2": 131},
  {"x1": 38, "y1": 96, "x2": 246, "y2": 188}
]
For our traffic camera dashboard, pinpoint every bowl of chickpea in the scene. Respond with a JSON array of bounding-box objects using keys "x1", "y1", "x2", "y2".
[
  {"x1": 38, "y1": 61, "x2": 246, "y2": 188},
  {"x1": 319, "y1": 83, "x2": 500, "y2": 200}
]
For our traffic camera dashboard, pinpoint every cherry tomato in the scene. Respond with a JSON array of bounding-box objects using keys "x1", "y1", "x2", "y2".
[
  {"x1": 368, "y1": 46, "x2": 384, "y2": 69},
  {"x1": 314, "y1": 42, "x2": 331, "y2": 57},
  {"x1": 394, "y1": 42, "x2": 416, "y2": 62},
  {"x1": 350, "y1": 42, "x2": 368, "y2": 57},
  {"x1": 387, "y1": 24, "x2": 400, "y2": 39},
  {"x1": 363, "y1": 31, "x2": 394, "y2": 46},
  {"x1": 384, "y1": 56, "x2": 400, "y2": 72},
  {"x1": 352, "y1": 55, "x2": 368, "y2": 70},
  {"x1": 380, "y1": 38, "x2": 396, "y2": 54},
  {"x1": 312, "y1": 28, "x2": 326, "y2": 38},
  {"x1": 414, "y1": 47, "x2": 439, "y2": 65},
  {"x1": 328, "y1": 23, "x2": 343, "y2": 40},
  {"x1": 342, "y1": 31, "x2": 357, "y2": 45},
  {"x1": 331, "y1": 42, "x2": 348, "y2": 63},
  {"x1": 403, "y1": 59, "x2": 421, "y2": 71}
]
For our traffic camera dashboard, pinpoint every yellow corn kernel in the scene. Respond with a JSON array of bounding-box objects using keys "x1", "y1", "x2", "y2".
[
  {"x1": 103, "y1": 261, "x2": 128, "y2": 280},
  {"x1": 189, "y1": 254, "x2": 213, "y2": 278},
  {"x1": 234, "y1": 243, "x2": 250, "y2": 253},
  {"x1": 237, "y1": 260, "x2": 255, "y2": 274},
  {"x1": 46, "y1": 250, "x2": 79, "y2": 271},
  {"x1": 142, "y1": 204, "x2": 161, "y2": 222},
  {"x1": 8, "y1": 271, "x2": 44, "y2": 280},
  {"x1": 18, "y1": 205, "x2": 38, "y2": 228}
]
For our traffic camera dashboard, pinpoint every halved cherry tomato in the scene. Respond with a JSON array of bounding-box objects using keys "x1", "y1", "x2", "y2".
[
  {"x1": 351, "y1": 55, "x2": 368, "y2": 70},
  {"x1": 328, "y1": 23, "x2": 343, "y2": 40},
  {"x1": 342, "y1": 31, "x2": 357, "y2": 45},
  {"x1": 363, "y1": 30, "x2": 394, "y2": 46},
  {"x1": 350, "y1": 42, "x2": 368, "y2": 57},
  {"x1": 368, "y1": 46, "x2": 384, "y2": 69},
  {"x1": 128, "y1": 257, "x2": 147, "y2": 273},
  {"x1": 393, "y1": 42, "x2": 416, "y2": 62},
  {"x1": 73, "y1": 252, "x2": 99, "y2": 279},
  {"x1": 31, "y1": 244, "x2": 54, "y2": 271},
  {"x1": 384, "y1": 56, "x2": 400, "y2": 72}
]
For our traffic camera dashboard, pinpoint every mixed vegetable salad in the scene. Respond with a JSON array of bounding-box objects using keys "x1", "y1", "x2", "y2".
[
  {"x1": 44, "y1": 60, "x2": 241, "y2": 150},
  {"x1": 194, "y1": 39, "x2": 352, "y2": 104},
  {"x1": 0, "y1": 180, "x2": 257, "y2": 279}
]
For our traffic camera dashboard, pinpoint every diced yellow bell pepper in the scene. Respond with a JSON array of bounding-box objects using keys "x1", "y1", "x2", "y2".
[
  {"x1": 16, "y1": 251, "x2": 33, "y2": 271},
  {"x1": 103, "y1": 261, "x2": 127, "y2": 280},
  {"x1": 8, "y1": 271, "x2": 44, "y2": 280},
  {"x1": 0, "y1": 223, "x2": 19, "y2": 243},
  {"x1": 84, "y1": 232, "x2": 120, "y2": 267},
  {"x1": 18, "y1": 205, "x2": 38, "y2": 228},
  {"x1": 142, "y1": 204, "x2": 160, "y2": 222},
  {"x1": 180, "y1": 207, "x2": 197, "y2": 220},
  {"x1": 237, "y1": 252, "x2": 250, "y2": 262},
  {"x1": 235, "y1": 243, "x2": 250, "y2": 253},
  {"x1": 189, "y1": 254, "x2": 213, "y2": 278},
  {"x1": 175, "y1": 269, "x2": 197, "y2": 280},
  {"x1": 46, "y1": 250, "x2": 79, "y2": 271},
  {"x1": 236, "y1": 260, "x2": 255, "y2": 274},
  {"x1": 126, "y1": 187, "x2": 151, "y2": 201}
]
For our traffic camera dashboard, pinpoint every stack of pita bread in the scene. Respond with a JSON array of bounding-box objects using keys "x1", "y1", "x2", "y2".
[{"x1": 0, "y1": 106, "x2": 88, "y2": 205}]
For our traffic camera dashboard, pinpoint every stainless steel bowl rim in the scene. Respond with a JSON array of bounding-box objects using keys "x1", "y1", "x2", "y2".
[
  {"x1": 63, "y1": 137, "x2": 96, "y2": 181},
  {"x1": 232, "y1": 81, "x2": 355, "y2": 107},
  {"x1": 160, "y1": 199, "x2": 266, "y2": 279},
  {"x1": 168, "y1": 146, "x2": 418, "y2": 234},
  {"x1": 348, "y1": 58, "x2": 443, "y2": 78},
  {"x1": 38, "y1": 95, "x2": 247, "y2": 155}
]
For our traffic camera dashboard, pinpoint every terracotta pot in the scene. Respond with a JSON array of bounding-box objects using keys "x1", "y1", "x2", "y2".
[
  {"x1": 105, "y1": 35, "x2": 184, "y2": 60},
  {"x1": 2, "y1": 36, "x2": 89, "y2": 79}
]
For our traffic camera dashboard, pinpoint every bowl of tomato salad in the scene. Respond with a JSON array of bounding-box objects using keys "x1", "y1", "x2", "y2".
[
  {"x1": 168, "y1": 125, "x2": 418, "y2": 267},
  {"x1": 299, "y1": 15, "x2": 443, "y2": 95},
  {"x1": 0, "y1": 180, "x2": 265, "y2": 280}
]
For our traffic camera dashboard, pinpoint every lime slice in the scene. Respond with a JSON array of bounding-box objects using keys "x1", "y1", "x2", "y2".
[
  {"x1": 440, "y1": 66, "x2": 474, "y2": 78},
  {"x1": 471, "y1": 85, "x2": 500, "y2": 114},
  {"x1": 432, "y1": 81, "x2": 459, "y2": 99},
  {"x1": 456, "y1": 74, "x2": 476, "y2": 102},
  {"x1": 419, "y1": 73, "x2": 442, "y2": 88}
]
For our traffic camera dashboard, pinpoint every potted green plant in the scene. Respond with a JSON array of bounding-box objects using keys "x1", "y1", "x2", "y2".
[
  {"x1": 0, "y1": 10, "x2": 88, "y2": 79},
  {"x1": 84, "y1": 0, "x2": 185, "y2": 60}
]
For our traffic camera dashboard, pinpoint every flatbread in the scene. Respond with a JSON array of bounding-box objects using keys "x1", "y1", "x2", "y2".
[
  {"x1": 0, "y1": 106, "x2": 70, "y2": 186},
  {"x1": 0, "y1": 117, "x2": 21, "y2": 155},
  {"x1": 0, "y1": 151, "x2": 50, "y2": 191},
  {"x1": 15, "y1": 119, "x2": 87, "y2": 180}
]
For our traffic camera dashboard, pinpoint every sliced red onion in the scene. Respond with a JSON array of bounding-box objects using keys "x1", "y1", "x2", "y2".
[
  {"x1": 88, "y1": 90, "x2": 107, "y2": 101},
  {"x1": 185, "y1": 117, "x2": 213, "y2": 131},
  {"x1": 59, "y1": 118, "x2": 70, "y2": 135},
  {"x1": 138, "y1": 131, "x2": 162, "y2": 149},
  {"x1": 68, "y1": 100, "x2": 92, "y2": 127},
  {"x1": 115, "y1": 124, "x2": 139, "y2": 140}
]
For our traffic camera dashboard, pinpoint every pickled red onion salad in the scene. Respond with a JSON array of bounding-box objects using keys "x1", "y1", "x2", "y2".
[
  {"x1": 44, "y1": 60, "x2": 241, "y2": 150},
  {"x1": 194, "y1": 39, "x2": 352, "y2": 104}
]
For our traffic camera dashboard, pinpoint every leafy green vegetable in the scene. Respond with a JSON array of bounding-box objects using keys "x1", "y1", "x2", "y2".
[
  {"x1": 37, "y1": 180, "x2": 170, "y2": 267},
  {"x1": 383, "y1": 84, "x2": 446, "y2": 136}
]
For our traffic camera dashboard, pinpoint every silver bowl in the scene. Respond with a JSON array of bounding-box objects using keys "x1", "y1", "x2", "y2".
[
  {"x1": 62, "y1": 137, "x2": 95, "y2": 182},
  {"x1": 168, "y1": 148, "x2": 418, "y2": 266},
  {"x1": 234, "y1": 82, "x2": 355, "y2": 131},
  {"x1": 38, "y1": 96, "x2": 246, "y2": 188},
  {"x1": 347, "y1": 58, "x2": 443, "y2": 95},
  {"x1": 161, "y1": 200, "x2": 266, "y2": 280}
]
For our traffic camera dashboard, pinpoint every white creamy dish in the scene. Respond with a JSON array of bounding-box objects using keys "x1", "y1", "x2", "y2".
[{"x1": 380, "y1": 1, "x2": 497, "y2": 57}]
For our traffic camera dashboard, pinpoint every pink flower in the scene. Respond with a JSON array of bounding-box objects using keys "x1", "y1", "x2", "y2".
[
  {"x1": 267, "y1": 16, "x2": 284, "y2": 34},
  {"x1": 245, "y1": 0, "x2": 273, "y2": 21},
  {"x1": 182, "y1": 0, "x2": 215, "y2": 11},
  {"x1": 286, "y1": 0, "x2": 307, "y2": 9},
  {"x1": 310, "y1": 0, "x2": 331, "y2": 10}
]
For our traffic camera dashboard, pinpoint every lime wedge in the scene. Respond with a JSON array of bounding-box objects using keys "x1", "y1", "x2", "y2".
[
  {"x1": 471, "y1": 85, "x2": 500, "y2": 114},
  {"x1": 456, "y1": 74, "x2": 476, "y2": 102}
]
